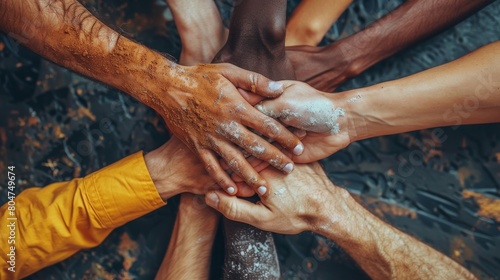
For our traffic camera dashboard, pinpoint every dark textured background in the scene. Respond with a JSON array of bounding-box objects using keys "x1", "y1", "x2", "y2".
[{"x1": 0, "y1": 0, "x2": 499, "y2": 279}]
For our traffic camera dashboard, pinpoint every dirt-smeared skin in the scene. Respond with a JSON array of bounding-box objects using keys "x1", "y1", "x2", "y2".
[
  {"x1": 212, "y1": 0, "x2": 293, "y2": 279},
  {"x1": 0, "y1": 0, "x2": 305, "y2": 197}
]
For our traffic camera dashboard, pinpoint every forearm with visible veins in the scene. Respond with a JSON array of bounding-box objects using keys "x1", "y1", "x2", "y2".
[
  {"x1": 338, "y1": 0, "x2": 494, "y2": 73},
  {"x1": 342, "y1": 41, "x2": 500, "y2": 142},
  {"x1": 316, "y1": 191, "x2": 476, "y2": 280},
  {"x1": 0, "y1": 0, "x2": 177, "y2": 112}
]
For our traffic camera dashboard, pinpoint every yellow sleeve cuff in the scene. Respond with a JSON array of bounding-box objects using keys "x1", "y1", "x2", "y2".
[{"x1": 83, "y1": 151, "x2": 166, "y2": 229}]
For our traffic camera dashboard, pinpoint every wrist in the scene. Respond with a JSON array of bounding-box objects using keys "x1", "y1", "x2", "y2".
[
  {"x1": 328, "y1": 91, "x2": 365, "y2": 144},
  {"x1": 144, "y1": 147, "x2": 182, "y2": 201},
  {"x1": 342, "y1": 82, "x2": 410, "y2": 141},
  {"x1": 312, "y1": 185, "x2": 356, "y2": 237},
  {"x1": 325, "y1": 35, "x2": 380, "y2": 79}
]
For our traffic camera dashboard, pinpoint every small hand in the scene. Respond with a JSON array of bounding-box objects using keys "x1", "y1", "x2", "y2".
[
  {"x1": 164, "y1": 63, "x2": 304, "y2": 195},
  {"x1": 205, "y1": 162, "x2": 351, "y2": 235},
  {"x1": 254, "y1": 81, "x2": 351, "y2": 162}
]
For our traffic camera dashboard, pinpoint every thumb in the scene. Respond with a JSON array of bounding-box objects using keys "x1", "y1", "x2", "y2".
[
  {"x1": 255, "y1": 99, "x2": 283, "y2": 119},
  {"x1": 237, "y1": 88, "x2": 265, "y2": 105},
  {"x1": 205, "y1": 191, "x2": 269, "y2": 224},
  {"x1": 221, "y1": 64, "x2": 284, "y2": 98}
]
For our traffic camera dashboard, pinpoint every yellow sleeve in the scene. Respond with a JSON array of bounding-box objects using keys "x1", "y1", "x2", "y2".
[{"x1": 0, "y1": 151, "x2": 166, "y2": 279}]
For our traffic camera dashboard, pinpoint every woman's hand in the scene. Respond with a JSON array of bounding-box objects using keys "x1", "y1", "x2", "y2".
[{"x1": 254, "y1": 81, "x2": 351, "y2": 162}]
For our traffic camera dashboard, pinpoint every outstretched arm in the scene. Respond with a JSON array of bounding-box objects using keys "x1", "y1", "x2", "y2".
[
  {"x1": 0, "y1": 0, "x2": 304, "y2": 194},
  {"x1": 155, "y1": 193, "x2": 219, "y2": 280},
  {"x1": 285, "y1": 0, "x2": 352, "y2": 46},
  {"x1": 166, "y1": 0, "x2": 227, "y2": 65},
  {"x1": 258, "y1": 41, "x2": 500, "y2": 162},
  {"x1": 205, "y1": 163, "x2": 476, "y2": 280},
  {"x1": 287, "y1": 0, "x2": 494, "y2": 92}
]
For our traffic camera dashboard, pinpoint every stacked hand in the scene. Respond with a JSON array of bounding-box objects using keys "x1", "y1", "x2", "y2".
[{"x1": 162, "y1": 63, "x2": 304, "y2": 195}]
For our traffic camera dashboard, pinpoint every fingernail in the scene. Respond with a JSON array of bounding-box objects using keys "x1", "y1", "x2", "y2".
[
  {"x1": 227, "y1": 186, "x2": 235, "y2": 194},
  {"x1": 268, "y1": 81, "x2": 283, "y2": 92},
  {"x1": 257, "y1": 186, "x2": 267, "y2": 195},
  {"x1": 283, "y1": 163, "x2": 294, "y2": 174},
  {"x1": 293, "y1": 143, "x2": 304, "y2": 155},
  {"x1": 255, "y1": 102, "x2": 264, "y2": 112},
  {"x1": 295, "y1": 129, "x2": 307, "y2": 138},
  {"x1": 206, "y1": 192, "x2": 220, "y2": 208}
]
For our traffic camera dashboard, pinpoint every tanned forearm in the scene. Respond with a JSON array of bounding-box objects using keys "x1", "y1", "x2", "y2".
[
  {"x1": 339, "y1": 41, "x2": 500, "y2": 142},
  {"x1": 155, "y1": 197, "x2": 218, "y2": 280},
  {"x1": 0, "y1": 0, "x2": 179, "y2": 113},
  {"x1": 315, "y1": 188, "x2": 476, "y2": 280},
  {"x1": 332, "y1": 0, "x2": 494, "y2": 76},
  {"x1": 285, "y1": 0, "x2": 352, "y2": 46}
]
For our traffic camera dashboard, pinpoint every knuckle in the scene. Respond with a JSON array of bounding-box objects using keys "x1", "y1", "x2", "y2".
[
  {"x1": 246, "y1": 175, "x2": 258, "y2": 186},
  {"x1": 228, "y1": 157, "x2": 240, "y2": 169},
  {"x1": 224, "y1": 200, "x2": 239, "y2": 220},
  {"x1": 217, "y1": 177, "x2": 227, "y2": 188},
  {"x1": 268, "y1": 154, "x2": 284, "y2": 167},
  {"x1": 204, "y1": 163, "x2": 216, "y2": 175},
  {"x1": 263, "y1": 119, "x2": 281, "y2": 138}
]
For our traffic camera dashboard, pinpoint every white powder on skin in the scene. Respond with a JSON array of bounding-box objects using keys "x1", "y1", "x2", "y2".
[
  {"x1": 347, "y1": 94, "x2": 362, "y2": 103},
  {"x1": 257, "y1": 98, "x2": 345, "y2": 135},
  {"x1": 225, "y1": 227, "x2": 280, "y2": 279},
  {"x1": 217, "y1": 121, "x2": 241, "y2": 140},
  {"x1": 248, "y1": 142, "x2": 265, "y2": 156},
  {"x1": 274, "y1": 188, "x2": 286, "y2": 197}
]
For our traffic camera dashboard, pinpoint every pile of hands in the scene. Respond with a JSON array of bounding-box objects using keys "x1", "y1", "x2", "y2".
[{"x1": 151, "y1": 0, "x2": 360, "y2": 235}]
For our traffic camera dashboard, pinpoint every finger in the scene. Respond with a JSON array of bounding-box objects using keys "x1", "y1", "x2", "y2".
[
  {"x1": 231, "y1": 157, "x2": 269, "y2": 185},
  {"x1": 226, "y1": 123, "x2": 295, "y2": 176},
  {"x1": 199, "y1": 149, "x2": 237, "y2": 195},
  {"x1": 235, "y1": 182, "x2": 255, "y2": 197},
  {"x1": 254, "y1": 99, "x2": 283, "y2": 119},
  {"x1": 243, "y1": 111, "x2": 304, "y2": 156},
  {"x1": 291, "y1": 128, "x2": 307, "y2": 139},
  {"x1": 216, "y1": 121, "x2": 295, "y2": 178},
  {"x1": 247, "y1": 156, "x2": 269, "y2": 172},
  {"x1": 221, "y1": 63, "x2": 284, "y2": 98},
  {"x1": 205, "y1": 191, "x2": 270, "y2": 225},
  {"x1": 220, "y1": 158, "x2": 230, "y2": 171},
  {"x1": 238, "y1": 88, "x2": 265, "y2": 106},
  {"x1": 232, "y1": 158, "x2": 269, "y2": 183},
  {"x1": 214, "y1": 140, "x2": 269, "y2": 195}
]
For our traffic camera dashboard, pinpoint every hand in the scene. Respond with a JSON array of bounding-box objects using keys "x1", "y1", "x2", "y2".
[
  {"x1": 205, "y1": 162, "x2": 351, "y2": 235},
  {"x1": 286, "y1": 42, "x2": 361, "y2": 92},
  {"x1": 144, "y1": 137, "x2": 217, "y2": 199},
  {"x1": 163, "y1": 63, "x2": 304, "y2": 195},
  {"x1": 254, "y1": 81, "x2": 351, "y2": 163}
]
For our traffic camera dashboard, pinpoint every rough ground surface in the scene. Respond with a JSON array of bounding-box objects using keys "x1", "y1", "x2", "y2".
[{"x1": 0, "y1": 0, "x2": 499, "y2": 279}]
